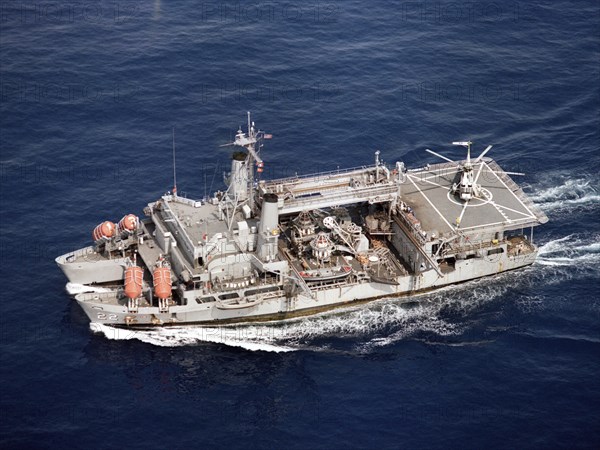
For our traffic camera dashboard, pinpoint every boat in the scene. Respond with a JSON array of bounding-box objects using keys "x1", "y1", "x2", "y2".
[{"x1": 56, "y1": 113, "x2": 548, "y2": 328}]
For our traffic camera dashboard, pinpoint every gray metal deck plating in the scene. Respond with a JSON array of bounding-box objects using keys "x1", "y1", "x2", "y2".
[{"x1": 401, "y1": 159, "x2": 547, "y2": 237}]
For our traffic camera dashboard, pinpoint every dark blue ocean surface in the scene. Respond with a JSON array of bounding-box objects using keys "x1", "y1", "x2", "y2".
[{"x1": 1, "y1": 0, "x2": 599, "y2": 448}]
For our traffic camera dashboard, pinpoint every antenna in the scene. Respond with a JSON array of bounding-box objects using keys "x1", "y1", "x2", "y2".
[{"x1": 172, "y1": 127, "x2": 177, "y2": 195}]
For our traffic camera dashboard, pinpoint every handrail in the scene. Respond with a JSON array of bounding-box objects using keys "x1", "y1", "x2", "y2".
[
  {"x1": 265, "y1": 164, "x2": 377, "y2": 185},
  {"x1": 394, "y1": 211, "x2": 426, "y2": 246},
  {"x1": 392, "y1": 214, "x2": 443, "y2": 276},
  {"x1": 160, "y1": 199, "x2": 198, "y2": 260},
  {"x1": 449, "y1": 239, "x2": 504, "y2": 254},
  {"x1": 283, "y1": 183, "x2": 397, "y2": 207}
]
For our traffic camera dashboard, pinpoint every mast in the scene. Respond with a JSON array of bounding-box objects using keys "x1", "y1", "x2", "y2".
[
  {"x1": 230, "y1": 111, "x2": 268, "y2": 215},
  {"x1": 247, "y1": 111, "x2": 255, "y2": 212}
]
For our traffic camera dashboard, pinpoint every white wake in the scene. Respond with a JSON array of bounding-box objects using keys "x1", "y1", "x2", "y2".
[
  {"x1": 66, "y1": 283, "x2": 113, "y2": 295},
  {"x1": 90, "y1": 323, "x2": 296, "y2": 352},
  {"x1": 528, "y1": 176, "x2": 599, "y2": 214},
  {"x1": 536, "y1": 234, "x2": 600, "y2": 267}
]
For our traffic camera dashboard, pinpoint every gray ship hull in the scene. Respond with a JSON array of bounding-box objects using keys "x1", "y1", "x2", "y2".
[
  {"x1": 75, "y1": 249, "x2": 536, "y2": 328},
  {"x1": 56, "y1": 246, "x2": 129, "y2": 284}
]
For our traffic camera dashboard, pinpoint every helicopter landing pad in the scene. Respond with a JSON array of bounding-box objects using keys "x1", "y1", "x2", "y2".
[{"x1": 400, "y1": 159, "x2": 543, "y2": 236}]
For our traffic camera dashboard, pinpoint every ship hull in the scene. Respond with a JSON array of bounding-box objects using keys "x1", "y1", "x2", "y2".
[
  {"x1": 76, "y1": 250, "x2": 536, "y2": 328},
  {"x1": 56, "y1": 246, "x2": 129, "y2": 284}
]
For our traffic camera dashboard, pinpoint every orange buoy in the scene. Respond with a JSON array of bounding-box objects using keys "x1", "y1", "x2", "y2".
[
  {"x1": 92, "y1": 221, "x2": 116, "y2": 241},
  {"x1": 124, "y1": 266, "x2": 143, "y2": 299},
  {"x1": 118, "y1": 214, "x2": 139, "y2": 233},
  {"x1": 153, "y1": 266, "x2": 172, "y2": 299}
]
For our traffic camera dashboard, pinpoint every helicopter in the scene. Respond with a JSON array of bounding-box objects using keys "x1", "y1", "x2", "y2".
[{"x1": 426, "y1": 141, "x2": 524, "y2": 201}]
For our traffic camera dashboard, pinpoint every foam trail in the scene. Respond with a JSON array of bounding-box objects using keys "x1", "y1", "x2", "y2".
[
  {"x1": 577, "y1": 242, "x2": 600, "y2": 253},
  {"x1": 90, "y1": 323, "x2": 296, "y2": 352},
  {"x1": 537, "y1": 255, "x2": 599, "y2": 266},
  {"x1": 529, "y1": 176, "x2": 599, "y2": 213},
  {"x1": 538, "y1": 235, "x2": 573, "y2": 255},
  {"x1": 66, "y1": 283, "x2": 113, "y2": 295},
  {"x1": 536, "y1": 233, "x2": 600, "y2": 268}
]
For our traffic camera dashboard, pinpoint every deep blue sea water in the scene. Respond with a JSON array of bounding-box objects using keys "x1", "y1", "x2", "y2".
[{"x1": 1, "y1": 0, "x2": 599, "y2": 448}]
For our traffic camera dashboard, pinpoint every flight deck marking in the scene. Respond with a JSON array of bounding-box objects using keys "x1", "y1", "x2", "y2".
[
  {"x1": 458, "y1": 216, "x2": 537, "y2": 231},
  {"x1": 446, "y1": 188, "x2": 493, "y2": 207},
  {"x1": 489, "y1": 201, "x2": 535, "y2": 219},
  {"x1": 440, "y1": 162, "x2": 535, "y2": 221},
  {"x1": 456, "y1": 162, "x2": 489, "y2": 226},
  {"x1": 489, "y1": 200, "x2": 511, "y2": 223},
  {"x1": 419, "y1": 169, "x2": 457, "y2": 182},
  {"x1": 418, "y1": 176, "x2": 452, "y2": 190},
  {"x1": 480, "y1": 189, "x2": 511, "y2": 222},
  {"x1": 407, "y1": 174, "x2": 454, "y2": 232},
  {"x1": 484, "y1": 161, "x2": 535, "y2": 217}
]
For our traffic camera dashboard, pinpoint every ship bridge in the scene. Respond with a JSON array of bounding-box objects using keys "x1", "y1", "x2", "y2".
[{"x1": 258, "y1": 162, "x2": 402, "y2": 215}]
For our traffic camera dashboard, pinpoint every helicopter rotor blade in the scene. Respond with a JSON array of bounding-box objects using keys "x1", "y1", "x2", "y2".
[
  {"x1": 473, "y1": 160, "x2": 487, "y2": 186},
  {"x1": 475, "y1": 145, "x2": 493, "y2": 163},
  {"x1": 481, "y1": 169, "x2": 525, "y2": 176},
  {"x1": 425, "y1": 149, "x2": 456, "y2": 164}
]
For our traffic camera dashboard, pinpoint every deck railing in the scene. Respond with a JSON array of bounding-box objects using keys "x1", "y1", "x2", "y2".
[{"x1": 264, "y1": 164, "x2": 376, "y2": 186}]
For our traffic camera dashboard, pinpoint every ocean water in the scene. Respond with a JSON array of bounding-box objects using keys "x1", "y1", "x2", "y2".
[{"x1": 1, "y1": 0, "x2": 599, "y2": 448}]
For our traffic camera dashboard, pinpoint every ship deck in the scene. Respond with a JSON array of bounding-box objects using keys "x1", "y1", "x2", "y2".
[
  {"x1": 161, "y1": 196, "x2": 231, "y2": 246},
  {"x1": 400, "y1": 159, "x2": 547, "y2": 237}
]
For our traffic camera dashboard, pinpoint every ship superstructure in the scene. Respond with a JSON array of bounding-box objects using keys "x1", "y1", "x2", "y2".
[{"x1": 56, "y1": 114, "x2": 548, "y2": 327}]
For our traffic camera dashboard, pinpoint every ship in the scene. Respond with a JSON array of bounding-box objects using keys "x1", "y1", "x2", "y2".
[{"x1": 56, "y1": 113, "x2": 548, "y2": 328}]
